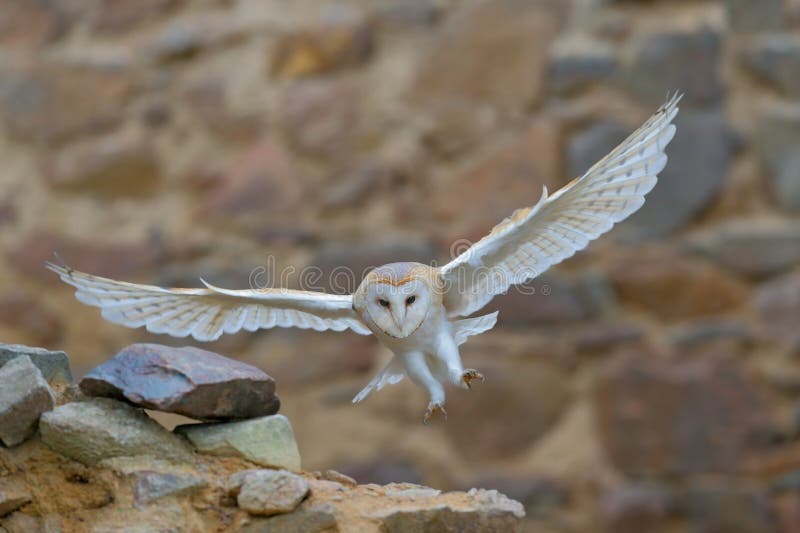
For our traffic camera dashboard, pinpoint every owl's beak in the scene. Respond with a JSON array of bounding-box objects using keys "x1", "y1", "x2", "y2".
[{"x1": 390, "y1": 305, "x2": 406, "y2": 335}]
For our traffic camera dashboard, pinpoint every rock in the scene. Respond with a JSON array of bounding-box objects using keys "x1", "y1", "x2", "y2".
[
  {"x1": 754, "y1": 272, "x2": 800, "y2": 350},
  {"x1": 758, "y1": 106, "x2": 800, "y2": 213},
  {"x1": 134, "y1": 471, "x2": 208, "y2": 506},
  {"x1": 277, "y1": 78, "x2": 361, "y2": 159},
  {"x1": 685, "y1": 219, "x2": 800, "y2": 279},
  {"x1": 686, "y1": 484, "x2": 775, "y2": 533},
  {"x1": 80, "y1": 343, "x2": 279, "y2": 421},
  {"x1": 0, "y1": 344, "x2": 71, "y2": 384},
  {"x1": 444, "y1": 361, "x2": 570, "y2": 461},
  {"x1": 0, "y1": 355, "x2": 55, "y2": 446},
  {"x1": 594, "y1": 354, "x2": 774, "y2": 475},
  {"x1": 175, "y1": 414, "x2": 301, "y2": 471},
  {"x1": 337, "y1": 459, "x2": 423, "y2": 486},
  {"x1": 0, "y1": 292, "x2": 63, "y2": 348},
  {"x1": 39, "y1": 398, "x2": 192, "y2": 465},
  {"x1": 668, "y1": 320, "x2": 754, "y2": 350},
  {"x1": 467, "y1": 476, "x2": 567, "y2": 517},
  {"x1": 181, "y1": 79, "x2": 262, "y2": 142},
  {"x1": 617, "y1": 109, "x2": 734, "y2": 240},
  {"x1": 599, "y1": 484, "x2": 672, "y2": 533},
  {"x1": 203, "y1": 138, "x2": 302, "y2": 218},
  {"x1": 92, "y1": 0, "x2": 178, "y2": 33},
  {"x1": 306, "y1": 240, "x2": 436, "y2": 294},
  {"x1": 241, "y1": 503, "x2": 337, "y2": 533},
  {"x1": 0, "y1": 479, "x2": 32, "y2": 517},
  {"x1": 410, "y1": 0, "x2": 560, "y2": 115},
  {"x1": 0, "y1": 62, "x2": 134, "y2": 143},
  {"x1": 493, "y1": 273, "x2": 598, "y2": 327},
  {"x1": 227, "y1": 469, "x2": 309, "y2": 517},
  {"x1": 620, "y1": 29, "x2": 722, "y2": 108},
  {"x1": 606, "y1": 249, "x2": 747, "y2": 322},
  {"x1": 743, "y1": 35, "x2": 800, "y2": 98},
  {"x1": 573, "y1": 323, "x2": 644, "y2": 355},
  {"x1": 566, "y1": 120, "x2": 630, "y2": 182},
  {"x1": 44, "y1": 130, "x2": 162, "y2": 197},
  {"x1": 373, "y1": 0, "x2": 441, "y2": 29},
  {"x1": 270, "y1": 8, "x2": 374, "y2": 79},
  {"x1": 548, "y1": 42, "x2": 616, "y2": 95},
  {"x1": 437, "y1": 118, "x2": 561, "y2": 240},
  {"x1": 725, "y1": 0, "x2": 784, "y2": 32},
  {"x1": 0, "y1": 0, "x2": 67, "y2": 49},
  {"x1": 140, "y1": 14, "x2": 246, "y2": 64},
  {"x1": 371, "y1": 488, "x2": 525, "y2": 533}
]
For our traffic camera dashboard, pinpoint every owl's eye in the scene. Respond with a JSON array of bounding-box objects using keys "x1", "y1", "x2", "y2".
[
  {"x1": 378, "y1": 298, "x2": 390, "y2": 308},
  {"x1": 406, "y1": 295, "x2": 416, "y2": 305}
]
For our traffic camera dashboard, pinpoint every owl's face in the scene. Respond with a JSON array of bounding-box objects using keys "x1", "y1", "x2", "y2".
[{"x1": 362, "y1": 278, "x2": 431, "y2": 338}]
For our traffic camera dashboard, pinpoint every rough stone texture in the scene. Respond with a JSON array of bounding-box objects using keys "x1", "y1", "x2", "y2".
[
  {"x1": 594, "y1": 354, "x2": 773, "y2": 475},
  {"x1": 79, "y1": 343, "x2": 280, "y2": 421},
  {"x1": 742, "y1": 36, "x2": 800, "y2": 98},
  {"x1": 566, "y1": 120, "x2": 630, "y2": 182},
  {"x1": 685, "y1": 220, "x2": 800, "y2": 279},
  {"x1": 620, "y1": 29, "x2": 722, "y2": 108},
  {"x1": 757, "y1": 107, "x2": 800, "y2": 213},
  {"x1": 599, "y1": 484, "x2": 672, "y2": 533},
  {"x1": 39, "y1": 398, "x2": 192, "y2": 465},
  {"x1": 0, "y1": 344, "x2": 72, "y2": 384},
  {"x1": 686, "y1": 484, "x2": 775, "y2": 533},
  {"x1": 0, "y1": 479, "x2": 31, "y2": 517},
  {"x1": 175, "y1": 414, "x2": 300, "y2": 471},
  {"x1": 134, "y1": 471, "x2": 208, "y2": 506},
  {"x1": 228, "y1": 469, "x2": 309, "y2": 517},
  {"x1": 0, "y1": 355, "x2": 55, "y2": 447},
  {"x1": 548, "y1": 48, "x2": 616, "y2": 95},
  {"x1": 725, "y1": 0, "x2": 784, "y2": 32},
  {"x1": 240, "y1": 503, "x2": 337, "y2": 533},
  {"x1": 754, "y1": 272, "x2": 800, "y2": 350}
]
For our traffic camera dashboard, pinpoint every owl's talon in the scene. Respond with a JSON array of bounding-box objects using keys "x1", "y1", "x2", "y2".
[
  {"x1": 462, "y1": 369, "x2": 485, "y2": 389},
  {"x1": 423, "y1": 402, "x2": 447, "y2": 424}
]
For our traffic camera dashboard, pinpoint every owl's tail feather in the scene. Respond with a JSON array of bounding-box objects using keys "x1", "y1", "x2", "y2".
[{"x1": 451, "y1": 311, "x2": 498, "y2": 346}]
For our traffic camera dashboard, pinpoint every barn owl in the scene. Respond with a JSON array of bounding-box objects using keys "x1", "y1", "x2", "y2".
[{"x1": 49, "y1": 94, "x2": 681, "y2": 423}]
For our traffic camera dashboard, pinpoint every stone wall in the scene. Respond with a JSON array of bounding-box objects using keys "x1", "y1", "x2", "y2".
[{"x1": 1, "y1": 0, "x2": 800, "y2": 531}]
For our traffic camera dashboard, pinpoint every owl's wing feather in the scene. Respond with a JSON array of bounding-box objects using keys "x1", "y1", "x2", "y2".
[
  {"x1": 439, "y1": 93, "x2": 681, "y2": 318},
  {"x1": 47, "y1": 263, "x2": 372, "y2": 341}
]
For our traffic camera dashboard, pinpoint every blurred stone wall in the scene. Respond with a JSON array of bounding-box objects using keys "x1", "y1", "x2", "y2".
[{"x1": 1, "y1": 0, "x2": 800, "y2": 531}]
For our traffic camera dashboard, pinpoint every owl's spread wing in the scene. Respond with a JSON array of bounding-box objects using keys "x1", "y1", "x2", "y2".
[
  {"x1": 48, "y1": 263, "x2": 372, "y2": 341},
  {"x1": 439, "y1": 93, "x2": 681, "y2": 318}
]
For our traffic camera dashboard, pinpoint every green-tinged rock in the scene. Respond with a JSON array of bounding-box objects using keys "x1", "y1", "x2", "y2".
[
  {"x1": 0, "y1": 355, "x2": 55, "y2": 446},
  {"x1": 0, "y1": 343, "x2": 72, "y2": 384},
  {"x1": 227, "y1": 469, "x2": 309, "y2": 517},
  {"x1": 134, "y1": 471, "x2": 208, "y2": 506},
  {"x1": 175, "y1": 414, "x2": 300, "y2": 471},
  {"x1": 241, "y1": 503, "x2": 338, "y2": 532},
  {"x1": 39, "y1": 398, "x2": 192, "y2": 465}
]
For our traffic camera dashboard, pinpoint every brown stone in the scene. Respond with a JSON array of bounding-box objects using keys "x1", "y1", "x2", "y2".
[
  {"x1": 270, "y1": 12, "x2": 374, "y2": 79},
  {"x1": 0, "y1": 0, "x2": 66, "y2": 49},
  {"x1": 605, "y1": 249, "x2": 748, "y2": 322},
  {"x1": 44, "y1": 130, "x2": 162, "y2": 197},
  {"x1": 0, "y1": 62, "x2": 134, "y2": 143},
  {"x1": 599, "y1": 484, "x2": 672, "y2": 533},
  {"x1": 754, "y1": 272, "x2": 800, "y2": 350},
  {"x1": 0, "y1": 290, "x2": 63, "y2": 346},
  {"x1": 410, "y1": 0, "x2": 560, "y2": 115},
  {"x1": 277, "y1": 77, "x2": 361, "y2": 159},
  {"x1": 182, "y1": 79, "x2": 263, "y2": 142},
  {"x1": 204, "y1": 138, "x2": 302, "y2": 217},
  {"x1": 80, "y1": 343, "x2": 280, "y2": 421},
  {"x1": 444, "y1": 360, "x2": 570, "y2": 461},
  {"x1": 594, "y1": 354, "x2": 774, "y2": 475}
]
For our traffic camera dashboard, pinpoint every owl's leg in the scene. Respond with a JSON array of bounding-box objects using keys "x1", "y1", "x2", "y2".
[
  {"x1": 402, "y1": 351, "x2": 446, "y2": 424},
  {"x1": 435, "y1": 334, "x2": 484, "y2": 390}
]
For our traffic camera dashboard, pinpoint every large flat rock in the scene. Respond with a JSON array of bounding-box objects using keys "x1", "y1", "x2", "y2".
[
  {"x1": 0, "y1": 343, "x2": 72, "y2": 384},
  {"x1": 80, "y1": 343, "x2": 279, "y2": 421}
]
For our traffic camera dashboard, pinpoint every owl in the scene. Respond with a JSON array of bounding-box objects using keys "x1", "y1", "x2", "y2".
[{"x1": 49, "y1": 94, "x2": 681, "y2": 423}]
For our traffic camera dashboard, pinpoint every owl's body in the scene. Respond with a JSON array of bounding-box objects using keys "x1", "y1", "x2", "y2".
[{"x1": 49, "y1": 95, "x2": 682, "y2": 423}]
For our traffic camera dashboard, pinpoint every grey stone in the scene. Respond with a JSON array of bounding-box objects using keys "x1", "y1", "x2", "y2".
[
  {"x1": 566, "y1": 120, "x2": 630, "y2": 182},
  {"x1": 617, "y1": 109, "x2": 734, "y2": 241},
  {"x1": 371, "y1": 488, "x2": 524, "y2": 533},
  {"x1": 549, "y1": 51, "x2": 616, "y2": 95},
  {"x1": 743, "y1": 35, "x2": 800, "y2": 98},
  {"x1": 175, "y1": 414, "x2": 300, "y2": 471},
  {"x1": 227, "y1": 469, "x2": 309, "y2": 517},
  {"x1": 39, "y1": 398, "x2": 192, "y2": 465},
  {"x1": 685, "y1": 220, "x2": 800, "y2": 279},
  {"x1": 686, "y1": 485, "x2": 775, "y2": 533},
  {"x1": 0, "y1": 343, "x2": 72, "y2": 384},
  {"x1": 241, "y1": 503, "x2": 337, "y2": 533},
  {"x1": 725, "y1": 0, "x2": 784, "y2": 32},
  {"x1": 0, "y1": 355, "x2": 55, "y2": 446},
  {"x1": 134, "y1": 471, "x2": 208, "y2": 506},
  {"x1": 758, "y1": 106, "x2": 800, "y2": 213},
  {"x1": 79, "y1": 343, "x2": 279, "y2": 421},
  {"x1": 0, "y1": 479, "x2": 31, "y2": 517},
  {"x1": 620, "y1": 29, "x2": 722, "y2": 108},
  {"x1": 599, "y1": 484, "x2": 673, "y2": 533}
]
